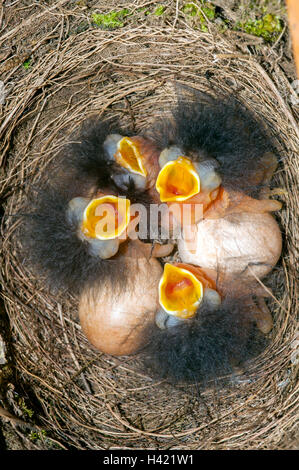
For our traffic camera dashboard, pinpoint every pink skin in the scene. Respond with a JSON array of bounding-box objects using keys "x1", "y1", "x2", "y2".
[
  {"x1": 178, "y1": 212, "x2": 282, "y2": 334},
  {"x1": 79, "y1": 240, "x2": 163, "y2": 356}
]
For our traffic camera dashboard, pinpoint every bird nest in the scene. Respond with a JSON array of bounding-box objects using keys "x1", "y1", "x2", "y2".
[{"x1": 0, "y1": 11, "x2": 298, "y2": 450}]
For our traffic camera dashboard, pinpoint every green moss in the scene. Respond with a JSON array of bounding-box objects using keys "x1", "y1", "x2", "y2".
[
  {"x1": 236, "y1": 13, "x2": 283, "y2": 42},
  {"x1": 18, "y1": 397, "x2": 34, "y2": 418},
  {"x1": 182, "y1": 2, "x2": 215, "y2": 32},
  {"x1": 180, "y1": 1, "x2": 283, "y2": 41},
  {"x1": 154, "y1": 5, "x2": 166, "y2": 16},
  {"x1": 29, "y1": 430, "x2": 47, "y2": 442},
  {"x1": 23, "y1": 59, "x2": 31, "y2": 70},
  {"x1": 202, "y1": 5, "x2": 215, "y2": 20},
  {"x1": 91, "y1": 9, "x2": 130, "y2": 29}
]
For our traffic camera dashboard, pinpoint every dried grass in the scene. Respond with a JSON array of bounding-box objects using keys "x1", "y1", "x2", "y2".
[{"x1": 0, "y1": 1, "x2": 298, "y2": 450}]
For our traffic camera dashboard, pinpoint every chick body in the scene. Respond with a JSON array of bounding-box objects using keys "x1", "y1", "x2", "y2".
[
  {"x1": 79, "y1": 241, "x2": 163, "y2": 356},
  {"x1": 178, "y1": 212, "x2": 282, "y2": 282}
]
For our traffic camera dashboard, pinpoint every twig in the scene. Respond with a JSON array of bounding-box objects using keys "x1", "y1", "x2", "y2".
[
  {"x1": 215, "y1": 53, "x2": 299, "y2": 139},
  {"x1": 0, "y1": 0, "x2": 69, "y2": 45},
  {"x1": 172, "y1": 0, "x2": 179, "y2": 30},
  {"x1": 57, "y1": 304, "x2": 92, "y2": 394}
]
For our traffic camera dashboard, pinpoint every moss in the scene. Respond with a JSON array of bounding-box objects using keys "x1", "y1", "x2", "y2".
[
  {"x1": 182, "y1": 2, "x2": 215, "y2": 32},
  {"x1": 91, "y1": 9, "x2": 130, "y2": 29},
  {"x1": 29, "y1": 429, "x2": 47, "y2": 441},
  {"x1": 23, "y1": 59, "x2": 31, "y2": 70},
  {"x1": 18, "y1": 397, "x2": 34, "y2": 418},
  {"x1": 180, "y1": 1, "x2": 283, "y2": 42},
  {"x1": 202, "y1": 5, "x2": 215, "y2": 20},
  {"x1": 154, "y1": 5, "x2": 166, "y2": 16},
  {"x1": 235, "y1": 13, "x2": 283, "y2": 42}
]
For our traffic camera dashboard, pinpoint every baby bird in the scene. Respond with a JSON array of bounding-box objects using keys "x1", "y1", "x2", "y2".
[
  {"x1": 20, "y1": 115, "x2": 167, "y2": 295},
  {"x1": 149, "y1": 89, "x2": 280, "y2": 197},
  {"x1": 78, "y1": 239, "x2": 163, "y2": 356},
  {"x1": 143, "y1": 262, "x2": 268, "y2": 385}
]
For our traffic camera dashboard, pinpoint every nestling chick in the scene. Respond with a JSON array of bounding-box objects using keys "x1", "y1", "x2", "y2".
[
  {"x1": 178, "y1": 212, "x2": 282, "y2": 282},
  {"x1": 148, "y1": 89, "x2": 280, "y2": 197},
  {"x1": 57, "y1": 117, "x2": 160, "y2": 206},
  {"x1": 20, "y1": 116, "x2": 164, "y2": 294},
  {"x1": 143, "y1": 262, "x2": 267, "y2": 384},
  {"x1": 79, "y1": 240, "x2": 163, "y2": 356}
]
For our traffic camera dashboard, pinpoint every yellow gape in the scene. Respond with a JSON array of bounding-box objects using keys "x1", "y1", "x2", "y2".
[
  {"x1": 81, "y1": 196, "x2": 131, "y2": 240},
  {"x1": 159, "y1": 263, "x2": 203, "y2": 319},
  {"x1": 155, "y1": 156, "x2": 200, "y2": 202},
  {"x1": 114, "y1": 137, "x2": 147, "y2": 177}
]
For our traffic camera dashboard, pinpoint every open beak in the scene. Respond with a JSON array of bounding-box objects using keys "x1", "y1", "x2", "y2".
[
  {"x1": 81, "y1": 195, "x2": 131, "y2": 240},
  {"x1": 155, "y1": 155, "x2": 223, "y2": 226},
  {"x1": 114, "y1": 137, "x2": 147, "y2": 177},
  {"x1": 158, "y1": 263, "x2": 204, "y2": 319},
  {"x1": 156, "y1": 156, "x2": 200, "y2": 202}
]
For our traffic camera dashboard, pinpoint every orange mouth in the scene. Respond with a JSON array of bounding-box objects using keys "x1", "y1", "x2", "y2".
[
  {"x1": 155, "y1": 156, "x2": 200, "y2": 202},
  {"x1": 159, "y1": 263, "x2": 204, "y2": 319},
  {"x1": 81, "y1": 196, "x2": 131, "y2": 240},
  {"x1": 114, "y1": 137, "x2": 147, "y2": 177}
]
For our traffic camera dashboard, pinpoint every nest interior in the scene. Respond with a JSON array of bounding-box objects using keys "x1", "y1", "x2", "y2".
[{"x1": 0, "y1": 4, "x2": 298, "y2": 450}]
